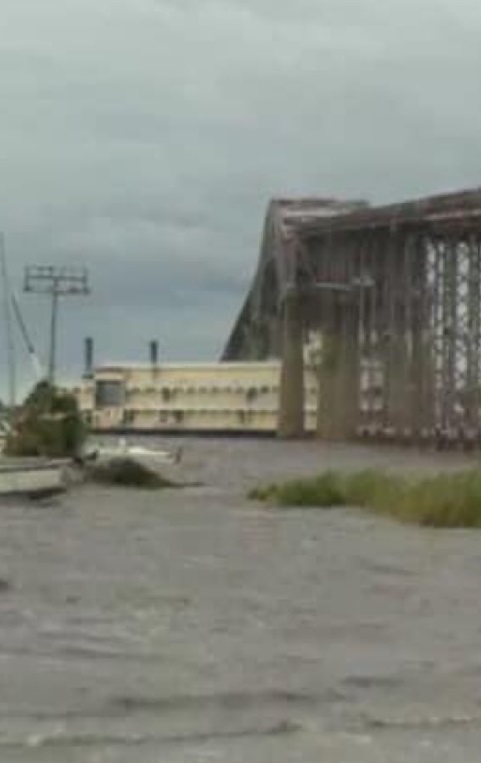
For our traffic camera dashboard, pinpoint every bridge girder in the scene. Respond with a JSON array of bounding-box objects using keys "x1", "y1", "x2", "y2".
[
  {"x1": 224, "y1": 187, "x2": 481, "y2": 445},
  {"x1": 222, "y1": 198, "x2": 365, "y2": 361}
]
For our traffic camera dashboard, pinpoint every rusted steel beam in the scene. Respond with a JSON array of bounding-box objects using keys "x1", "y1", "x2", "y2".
[{"x1": 299, "y1": 187, "x2": 481, "y2": 238}]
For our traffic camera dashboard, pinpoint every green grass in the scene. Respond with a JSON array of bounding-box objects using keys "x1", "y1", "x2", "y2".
[
  {"x1": 248, "y1": 472, "x2": 345, "y2": 508},
  {"x1": 249, "y1": 468, "x2": 481, "y2": 528},
  {"x1": 248, "y1": 483, "x2": 280, "y2": 502},
  {"x1": 393, "y1": 471, "x2": 481, "y2": 527},
  {"x1": 87, "y1": 458, "x2": 175, "y2": 490},
  {"x1": 276, "y1": 472, "x2": 346, "y2": 508}
]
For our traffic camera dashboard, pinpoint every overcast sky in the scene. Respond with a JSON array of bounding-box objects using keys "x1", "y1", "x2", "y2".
[{"x1": 1, "y1": 0, "x2": 481, "y2": 397}]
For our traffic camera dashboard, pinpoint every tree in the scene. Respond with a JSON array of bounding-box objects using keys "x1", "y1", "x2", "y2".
[{"x1": 5, "y1": 381, "x2": 86, "y2": 458}]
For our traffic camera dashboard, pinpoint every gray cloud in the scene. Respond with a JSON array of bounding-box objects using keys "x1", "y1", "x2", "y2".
[{"x1": 1, "y1": 0, "x2": 481, "y2": 396}]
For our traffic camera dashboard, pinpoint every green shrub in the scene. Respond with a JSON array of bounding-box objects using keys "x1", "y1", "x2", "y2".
[{"x1": 5, "y1": 381, "x2": 86, "y2": 458}]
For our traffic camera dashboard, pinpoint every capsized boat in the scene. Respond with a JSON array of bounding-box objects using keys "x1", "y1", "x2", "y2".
[{"x1": 82, "y1": 439, "x2": 183, "y2": 468}]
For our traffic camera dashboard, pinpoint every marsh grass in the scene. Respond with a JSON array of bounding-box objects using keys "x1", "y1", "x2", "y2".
[
  {"x1": 393, "y1": 470, "x2": 481, "y2": 527},
  {"x1": 249, "y1": 467, "x2": 481, "y2": 527},
  {"x1": 248, "y1": 472, "x2": 345, "y2": 508}
]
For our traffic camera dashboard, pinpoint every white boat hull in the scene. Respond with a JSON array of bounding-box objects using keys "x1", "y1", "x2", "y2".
[
  {"x1": 0, "y1": 459, "x2": 68, "y2": 497},
  {"x1": 87, "y1": 441, "x2": 182, "y2": 469}
]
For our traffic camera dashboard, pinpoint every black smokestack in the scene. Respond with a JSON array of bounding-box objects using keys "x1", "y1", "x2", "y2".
[
  {"x1": 149, "y1": 340, "x2": 159, "y2": 366},
  {"x1": 84, "y1": 337, "x2": 94, "y2": 378}
]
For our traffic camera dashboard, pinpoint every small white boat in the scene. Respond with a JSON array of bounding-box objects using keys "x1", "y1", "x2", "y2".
[
  {"x1": 84, "y1": 439, "x2": 183, "y2": 468},
  {"x1": 0, "y1": 458, "x2": 68, "y2": 498}
]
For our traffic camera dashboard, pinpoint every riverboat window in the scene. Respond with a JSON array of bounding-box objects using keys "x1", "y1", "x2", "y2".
[
  {"x1": 95, "y1": 380, "x2": 124, "y2": 408},
  {"x1": 123, "y1": 410, "x2": 135, "y2": 425}
]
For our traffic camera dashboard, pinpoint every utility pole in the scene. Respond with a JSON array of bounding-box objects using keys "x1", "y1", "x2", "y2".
[
  {"x1": 24, "y1": 266, "x2": 90, "y2": 385},
  {"x1": 0, "y1": 233, "x2": 16, "y2": 410}
]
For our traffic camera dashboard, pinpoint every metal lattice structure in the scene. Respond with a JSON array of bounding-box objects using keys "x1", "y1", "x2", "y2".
[
  {"x1": 223, "y1": 188, "x2": 481, "y2": 446},
  {"x1": 24, "y1": 266, "x2": 90, "y2": 383}
]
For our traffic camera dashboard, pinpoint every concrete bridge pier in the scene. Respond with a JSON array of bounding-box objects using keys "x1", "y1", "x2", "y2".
[
  {"x1": 316, "y1": 330, "x2": 341, "y2": 440},
  {"x1": 339, "y1": 299, "x2": 361, "y2": 438},
  {"x1": 411, "y1": 332, "x2": 435, "y2": 438},
  {"x1": 409, "y1": 297, "x2": 435, "y2": 438},
  {"x1": 278, "y1": 292, "x2": 305, "y2": 438},
  {"x1": 385, "y1": 327, "x2": 410, "y2": 434},
  {"x1": 317, "y1": 296, "x2": 360, "y2": 440}
]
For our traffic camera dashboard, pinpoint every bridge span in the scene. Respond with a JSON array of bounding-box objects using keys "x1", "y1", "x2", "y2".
[{"x1": 223, "y1": 188, "x2": 481, "y2": 446}]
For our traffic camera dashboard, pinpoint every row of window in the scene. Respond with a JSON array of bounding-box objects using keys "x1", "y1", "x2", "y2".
[
  {"x1": 120, "y1": 409, "x2": 279, "y2": 425},
  {"x1": 122, "y1": 386, "x2": 319, "y2": 397},
  {"x1": 84, "y1": 383, "x2": 320, "y2": 407},
  {"x1": 124, "y1": 385, "x2": 280, "y2": 397},
  {"x1": 120, "y1": 407, "x2": 282, "y2": 417}
]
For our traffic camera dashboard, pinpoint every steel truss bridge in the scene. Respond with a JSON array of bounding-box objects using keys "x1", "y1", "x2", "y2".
[{"x1": 223, "y1": 188, "x2": 481, "y2": 446}]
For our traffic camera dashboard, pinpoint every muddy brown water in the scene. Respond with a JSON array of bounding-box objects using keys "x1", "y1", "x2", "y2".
[{"x1": 1, "y1": 438, "x2": 481, "y2": 761}]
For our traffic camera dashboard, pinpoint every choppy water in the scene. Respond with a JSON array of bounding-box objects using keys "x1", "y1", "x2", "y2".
[{"x1": 1, "y1": 438, "x2": 481, "y2": 761}]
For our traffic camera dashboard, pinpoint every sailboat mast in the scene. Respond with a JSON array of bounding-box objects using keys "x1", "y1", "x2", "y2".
[
  {"x1": 11, "y1": 292, "x2": 43, "y2": 382},
  {"x1": 0, "y1": 233, "x2": 16, "y2": 410}
]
